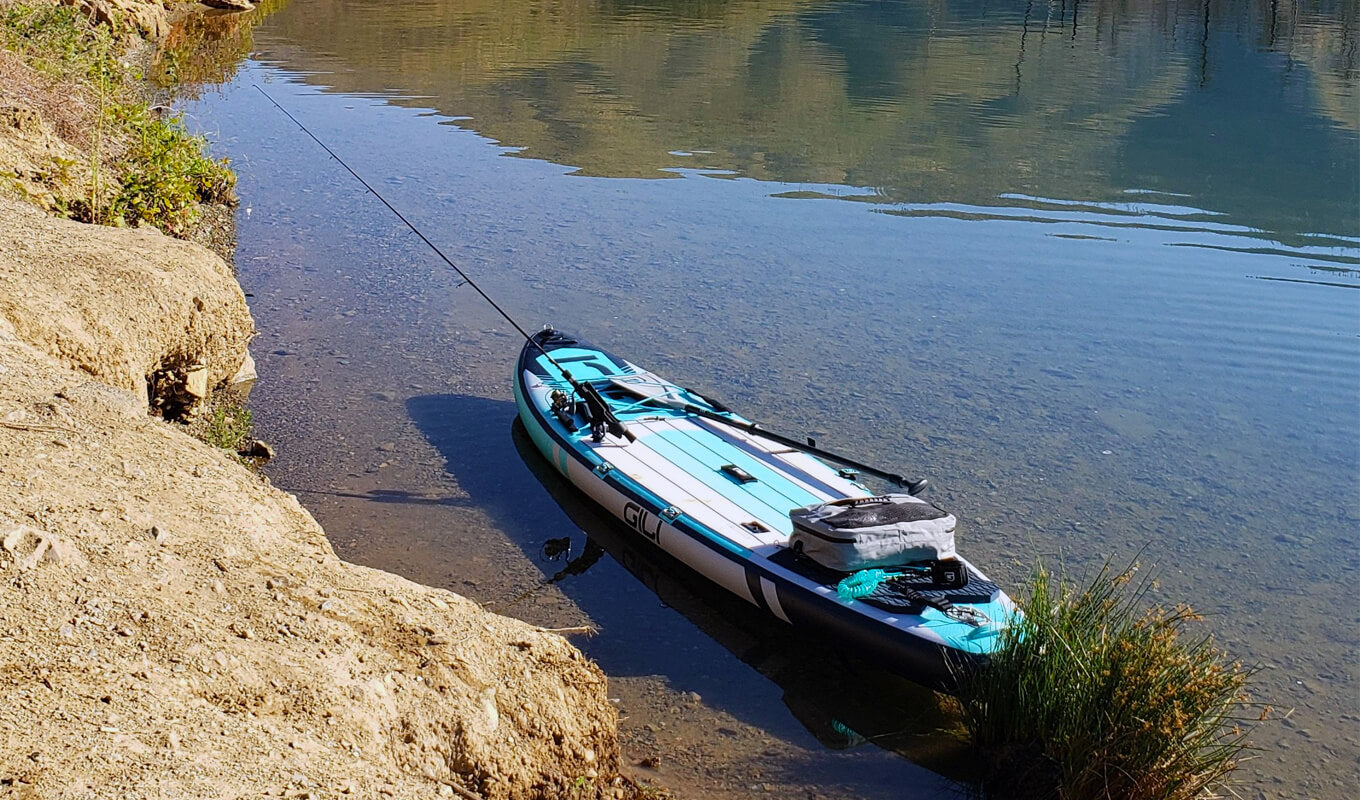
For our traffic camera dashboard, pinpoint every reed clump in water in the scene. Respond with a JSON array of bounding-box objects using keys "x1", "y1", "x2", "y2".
[{"x1": 956, "y1": 562, "x2": 1258, "y2": 800}]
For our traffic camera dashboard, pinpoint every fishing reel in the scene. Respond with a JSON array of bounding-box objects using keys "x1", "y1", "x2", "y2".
[{"x1": 550, "y1": 390, "x2": 574, "y2": 427}]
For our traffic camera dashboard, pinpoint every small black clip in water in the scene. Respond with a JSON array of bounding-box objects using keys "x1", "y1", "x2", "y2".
[{"x1": 540, "y1": 536, "x2": 572, "y2": 562}]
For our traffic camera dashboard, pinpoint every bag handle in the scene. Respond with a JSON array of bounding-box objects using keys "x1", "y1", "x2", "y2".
[{"x1": 826, "y1": 495, "x2": 898, "y2": 508}]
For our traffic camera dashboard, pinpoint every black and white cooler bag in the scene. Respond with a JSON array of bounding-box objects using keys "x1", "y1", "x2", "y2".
[{"x1": 789, "y1": 494, "x2": 957, "y2": 572}]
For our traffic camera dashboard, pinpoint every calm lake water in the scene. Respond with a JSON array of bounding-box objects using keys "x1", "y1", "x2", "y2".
[{"x1": 182, "y1": 1, "x2": 1358, "y2": 797}]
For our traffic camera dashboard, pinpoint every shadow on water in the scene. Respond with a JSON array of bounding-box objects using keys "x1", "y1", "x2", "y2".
[{"x1": 406, "y1": 392, "x2": 977, "y2": 787}]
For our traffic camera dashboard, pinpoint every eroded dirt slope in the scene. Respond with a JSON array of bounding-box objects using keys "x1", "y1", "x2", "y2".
[{"x1": 0, "y1": 313, "x2": 621, "y2": 799}]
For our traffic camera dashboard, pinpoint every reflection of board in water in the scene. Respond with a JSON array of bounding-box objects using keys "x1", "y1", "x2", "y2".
[{"x1": 511, "y1": 421, "x2": 976, "y2": 779}]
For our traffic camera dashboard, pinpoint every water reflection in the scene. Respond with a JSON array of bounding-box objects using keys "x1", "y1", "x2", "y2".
[
  {"x1": 251, "y1": 0, "x2": 1358, "y2": 243},
  {"x1": 406, "y1": 392, "x2": 966, "y2": 797},
  {"x1": 150, "y1": 0, "x2": 290, "y2": 88},
  {"x1": 510, "y1": 415, "x2": 969, "y2": 773}
]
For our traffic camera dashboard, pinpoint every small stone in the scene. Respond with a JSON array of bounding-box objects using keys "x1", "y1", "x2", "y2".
[
  {"x1": 244, "y1": 440, "x2": 275, "y2": 461},
  {"x1": 1, "y1": 526, "x2": 27, "y2": 554},
  {"x1": 230, "y1": 350, "x2": 257, "y2": 388},
  {"x1": 201, "y1": 0, "x2": 255, "y2": 10},
  {"x1": 372, "y1": 391, "x2": 397, "y2": 402},
  {"x1": 183, "y1": 366, "x2": 209, "y2": 399},
  {"x1": 42, "y1": 536, "x2": 83, "y2": 567},
  {"x1": 152, "y1": 526, "x2": 168, "y2": 544}
]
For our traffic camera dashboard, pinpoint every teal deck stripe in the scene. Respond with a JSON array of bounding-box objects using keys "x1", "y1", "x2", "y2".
[
  {"x1": 533, "y1": 349, "x2": 623, "y2": 382},
  {"x1": 651, "y1": 427, "x2": 823, "y2": 511},
  {"x1": 661, "y1": 424, "x2": 824, "y2": 510},
  {"x1": 641, "y1": 431, "x2": 815, "y2": 534}
]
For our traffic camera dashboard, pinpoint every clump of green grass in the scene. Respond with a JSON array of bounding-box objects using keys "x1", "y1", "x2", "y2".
[
  {"x1": 93, "y1": 101, "x2": 235, "y2": 234},
  {"x1": 955, "y1": 562, "x2": 1257, "y2": 800},
  {"x1": 194, "y1": 400, "x2": 253, "y2": 453},
  {"x1": 2, "y1": 2, "x2": 235, "y2": 235}
]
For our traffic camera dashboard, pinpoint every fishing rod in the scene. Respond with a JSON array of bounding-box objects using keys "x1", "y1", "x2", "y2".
[
  {"x1": 256, "y1": 86, "x2": 927, "y2": 488},
  {"x1": 254, "y1": 85, "x2": 634, "y2": 442}
]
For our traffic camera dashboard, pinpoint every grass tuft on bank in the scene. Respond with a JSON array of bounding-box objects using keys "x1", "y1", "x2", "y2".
[
  {"x1": 1, "y1": 2, "x2": 234, "y2": 235},
  {"x1": 956, "y1": 561, "x2": 1257, "y2": 800}
]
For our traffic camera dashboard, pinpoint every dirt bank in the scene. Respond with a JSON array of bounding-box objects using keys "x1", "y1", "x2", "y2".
[
  {"x1": 0, "y1": 3, "x2": 631, "y2": 798},
  {"x1": 0, "y1": 318, "x2": 620, "y2": 799}
]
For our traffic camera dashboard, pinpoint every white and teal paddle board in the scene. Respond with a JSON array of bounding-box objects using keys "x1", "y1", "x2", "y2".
[{"x1": 514, "y1": 328, "x2": 1015, "y2": 687}]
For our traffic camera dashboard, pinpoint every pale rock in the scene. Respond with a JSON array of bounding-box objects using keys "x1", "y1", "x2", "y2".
[
  {"x1": 1, "y1": 524, "x2": 34, "y2": 554},
  {"x1": 2, "y1": 525, "x2": 81, "y2": 570},
  {"x1": 473, "y1": 686, "x2": 499, "y2": 736},
  {"x1": 42, "y1": 534, "x2": 86, "y2": 569},
  {"x1": 183, "y1": 365, "x2": 209, "y2": 399},
  {"x1": 229, "y1": 349, "x2": 257, "y2": 391}
]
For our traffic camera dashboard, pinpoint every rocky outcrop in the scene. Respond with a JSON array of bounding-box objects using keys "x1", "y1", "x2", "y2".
[
  {"x1": 0, "y1": 196, "x2": 253, "y2": 412},
  {"x1": 0, "y1": 322, "x2": 620, "y2": 798},
  {"x1": 59, "y1": 0, "x2": 170, "y2": 39}
]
